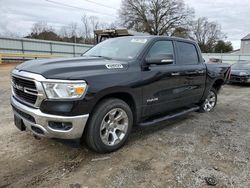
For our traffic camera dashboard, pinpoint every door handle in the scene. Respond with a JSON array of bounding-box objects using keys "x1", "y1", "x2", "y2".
[
  {"x1": 185, "y1": 70, "x2": 205, "y2": 75},
  {"x1": 171, "y1": 72, "x2": 180, "y2": 76},
  {"x1": 197, "y1": 70, "x2": 205, "y2": 74}
]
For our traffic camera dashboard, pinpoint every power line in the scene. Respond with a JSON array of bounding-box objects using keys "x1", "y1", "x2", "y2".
[
  {"x1": 45, "y1": 0, "x2": 114, "y2": 17},
  {"x1": 83, "y1": 0, "x2": 117, "y2": 10}
]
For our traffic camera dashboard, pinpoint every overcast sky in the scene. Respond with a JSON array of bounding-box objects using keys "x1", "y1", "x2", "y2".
[{"x1": 1, "y1": 0, "x2": 250, "y2": 49}]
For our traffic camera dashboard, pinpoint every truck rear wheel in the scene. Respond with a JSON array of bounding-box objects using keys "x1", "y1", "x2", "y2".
[
  {"x1": 84, "y1": 98, "x2": 133, "y2": 153},
  {"x1": 200, "y1": 88, "x2": 217, "y2": 112}
]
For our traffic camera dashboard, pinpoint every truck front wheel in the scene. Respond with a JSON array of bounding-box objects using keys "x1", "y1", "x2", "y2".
[{"x1": 84, "y1": 98, "x2": 133, "y2": 153}]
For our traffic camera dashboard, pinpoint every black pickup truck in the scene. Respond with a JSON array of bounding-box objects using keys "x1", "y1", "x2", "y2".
[{"x1": 11, "y1": 36, "x2": 231, "y2": 153}]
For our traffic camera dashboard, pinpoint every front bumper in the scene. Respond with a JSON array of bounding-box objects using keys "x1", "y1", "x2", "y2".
[
  {"x1": 229, "y1": 76, "x2": 250, "y2": 83},
  {"x1": 229, "y1": 79, "x2": 250, "y2": 83},
  {"x1": 11, "y1": 96, "x2": 89, "y2": 139}
]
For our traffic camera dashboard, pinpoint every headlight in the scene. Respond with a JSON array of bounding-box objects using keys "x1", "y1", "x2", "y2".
[{"x1": 42, "y1": 81, "x2": 87, "y2": 99}]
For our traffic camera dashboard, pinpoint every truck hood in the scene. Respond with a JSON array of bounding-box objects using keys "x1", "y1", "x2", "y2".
[{"x1": 15, "y1": 57, "x2": 129, "y2": 80}]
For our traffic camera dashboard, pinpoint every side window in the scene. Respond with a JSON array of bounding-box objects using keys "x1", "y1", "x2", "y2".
[
  {"x1": 147, "y1": 40, "x2": 174, "y2": 60},
  {"x1": 176, "y1": 42, "x2": 199, "y2": 65}
]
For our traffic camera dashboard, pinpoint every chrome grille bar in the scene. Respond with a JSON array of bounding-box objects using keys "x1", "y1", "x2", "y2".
[{"x1": 11, "y1": 69, "x2": 46, "y2": 108}]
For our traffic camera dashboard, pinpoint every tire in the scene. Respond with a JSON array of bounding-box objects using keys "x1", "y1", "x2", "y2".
[
  {"x1": 84, "y1": 98, "x2": 133, "y2": 153},
  {"x1": 200, "y1": 88, "x2": 217, "y2": 113}
]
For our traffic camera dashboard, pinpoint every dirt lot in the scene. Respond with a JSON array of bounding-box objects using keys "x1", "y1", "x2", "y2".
[{"x1": 0, "y1": 64, "x2": 249, "y2": 188}]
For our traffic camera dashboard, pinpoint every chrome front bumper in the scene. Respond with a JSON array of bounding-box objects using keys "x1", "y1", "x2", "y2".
[{"x1": 11, "y1": 96, "x2": 89, "y2": 139}]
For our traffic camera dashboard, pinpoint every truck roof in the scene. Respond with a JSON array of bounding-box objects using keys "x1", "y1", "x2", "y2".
[{"x1": 115, "y1": 35, "x2": 197, "y2": 44}]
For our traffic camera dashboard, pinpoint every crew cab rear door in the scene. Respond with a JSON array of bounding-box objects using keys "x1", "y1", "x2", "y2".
[{"x1": 174, "y1": 41, "x2": 206, "y2": 106}]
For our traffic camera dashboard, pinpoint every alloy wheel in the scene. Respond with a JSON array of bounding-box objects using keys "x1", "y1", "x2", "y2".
[
  {"x1": 100, "y1": 108, "x2": 129, "y2": 146},
  {"x1": 203, "y1": 90, "x2": 216, "y2": 112}
]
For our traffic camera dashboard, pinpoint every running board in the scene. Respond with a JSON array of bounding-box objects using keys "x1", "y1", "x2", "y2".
[{"x1": 138, "y1": 106, "x2": 200, "y2": 127}]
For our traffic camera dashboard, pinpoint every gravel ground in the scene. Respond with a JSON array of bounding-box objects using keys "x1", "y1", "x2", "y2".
[{"x1": 0, "y1": 64, "x2": 249, "y2": 188}]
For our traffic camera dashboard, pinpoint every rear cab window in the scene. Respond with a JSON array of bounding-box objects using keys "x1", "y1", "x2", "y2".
[{"x1": 176, "y1": 41, "x2": 200, "y2": 65}]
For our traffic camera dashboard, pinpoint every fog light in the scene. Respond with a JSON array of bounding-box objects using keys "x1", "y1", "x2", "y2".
[
  {"x1": 48, "y1": 121, "x2": 72, "y2": 131},
  {"x1": 31, "y1": 126, "x2": 45, "y2": 135}
]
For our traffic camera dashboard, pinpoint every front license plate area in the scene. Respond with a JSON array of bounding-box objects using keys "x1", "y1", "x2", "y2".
[{"x1": 14, "y1": 115, "x2": 26, "y2": 131}]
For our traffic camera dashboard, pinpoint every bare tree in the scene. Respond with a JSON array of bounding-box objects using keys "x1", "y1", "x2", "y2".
[
  {"x1": 63, "y1": 22, "x2": 78, "y2": 43},
  {"x1": 60, "y1": 23, "x2": 77, "y2": 34},
  {"x1": 27, "y1": 21, "x2": 60, "y2": 41},
  {"x1": 68, "y1": 22, "x2": 78, "y2": 40},
  {"x1": 171, "y1": 27, "x2": 190, "y2": 38},
  {"x1": 80, "y1": 14, "x2": 115, "y2": 44},
  {"x1": 119, "y1": 0, "x2": 194, "y2": 35},
  {"x1": 89, "y1": 16, "x2": 100, "y2": 31},
  {"x1": 190, "y1": 17, "x2": 225, "y2": 53},
  {"x1": 31, "y1": 21, "x2": 53, "y2": 35},
  {"x1": 60, "y1": 26, "x2": 69, "y2": 38},
  {"x1": 81, "y1": 14, "x2": 91, "y2": 41}
]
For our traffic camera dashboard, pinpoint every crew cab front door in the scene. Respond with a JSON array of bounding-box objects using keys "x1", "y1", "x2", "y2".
[{"x1": 141, "y1": 40, "x2": 184, "y2": 117}]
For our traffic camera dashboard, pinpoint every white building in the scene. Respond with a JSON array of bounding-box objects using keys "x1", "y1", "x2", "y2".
[{"x1": 241, "y1": 33, "x2": 250, "y2": 54}]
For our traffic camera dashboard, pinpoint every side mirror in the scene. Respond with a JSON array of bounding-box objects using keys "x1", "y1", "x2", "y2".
[{"x1": 145, "y1": 54, "x2": 174, "y2": 65}]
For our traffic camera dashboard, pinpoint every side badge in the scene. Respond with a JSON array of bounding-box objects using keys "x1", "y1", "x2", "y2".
[
  {"x1": 106, "y1": 63, "x2": 124, "y2": 69},
  {"x1": 147, "y1": 98, "x2": 159, "y2": 103}
]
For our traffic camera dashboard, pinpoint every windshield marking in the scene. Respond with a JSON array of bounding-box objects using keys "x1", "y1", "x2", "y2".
[{"x1": 131, "y1": 38, "x2": 148, "y2": 43}]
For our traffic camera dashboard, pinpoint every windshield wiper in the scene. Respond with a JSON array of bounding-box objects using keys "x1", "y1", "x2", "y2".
[{"x1": 86, "y1": 55, "x2": 113, "y2": 60}]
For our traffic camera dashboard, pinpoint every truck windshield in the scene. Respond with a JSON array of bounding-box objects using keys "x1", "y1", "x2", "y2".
[{"x1": 83, "y1": 37, "x2": 149, "y2": 60}]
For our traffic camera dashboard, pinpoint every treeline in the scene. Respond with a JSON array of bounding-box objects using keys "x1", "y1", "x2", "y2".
[
  {"x1": 25, "y1": 0, "x2": 233, "y2": 53},
  {"x1": 119, "y1": 0, "x2": 233, "y2": 53},
  {"x1": 25, "y1": 14, "x2": 116, "y2": 45}
]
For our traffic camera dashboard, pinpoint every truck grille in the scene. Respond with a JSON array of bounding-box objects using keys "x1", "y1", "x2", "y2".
[{"x1": 12, "y1": 76, "x2": 38, "y2": 105}]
